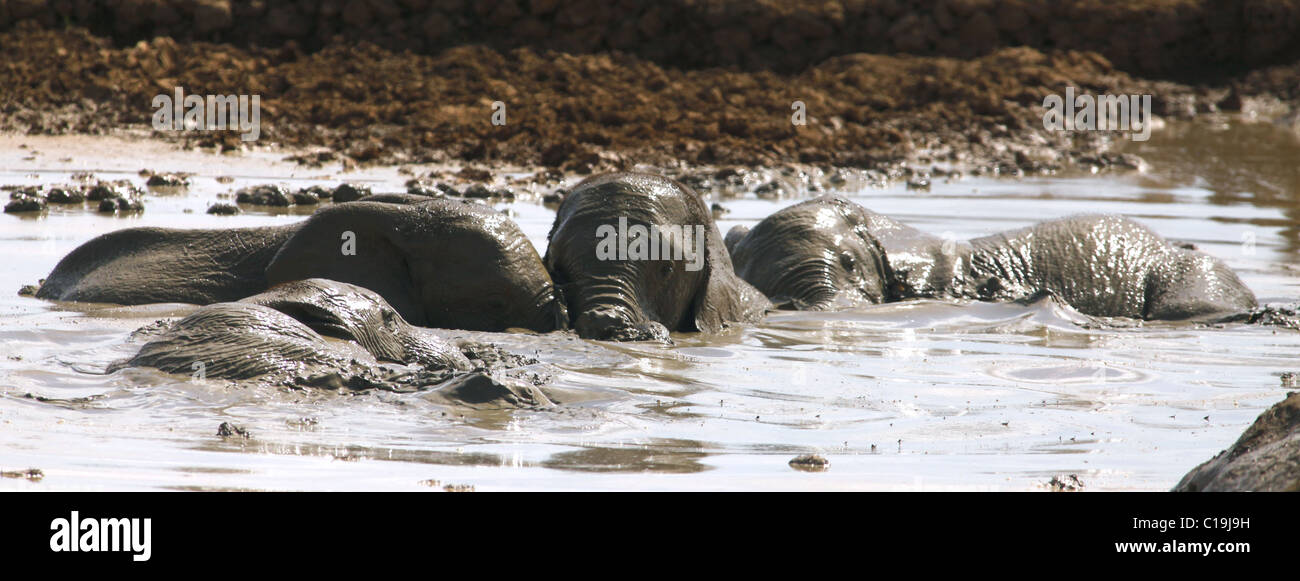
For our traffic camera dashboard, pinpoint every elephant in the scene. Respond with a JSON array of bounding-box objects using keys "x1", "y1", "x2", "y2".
[
  {"x1": 726, "y1": 195, "x2": 1259, "y2": 320},
  {"x1": 726, "y1": 195, "x2": 958, "y2": 310},
  {"x1": 36, "y1": 197, "x2": 567, "y2": 333},
  {"x1": 36, "y1": 224, "x2": 299, "y2": 306},
  {"x1": 1174, "y1": 392, "x2": 1300, "y2": 491},
  {"x1": 264, "y1": 198, "x2": 565, "y2": 332},
  {"x1": 544, "y1": 172, "x2": 771, "y2": 341},
  {"x1": 965, "y1": 214, "x2": 1257, "y2": 320},
  {"x1": 111, "y1": 278, "x2": 554, "y2": 406},
  {"x1": 111, "y1": 278, "x2": 472, "y2": 382}
]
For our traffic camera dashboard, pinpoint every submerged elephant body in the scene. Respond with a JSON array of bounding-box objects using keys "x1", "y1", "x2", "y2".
[
  {"x1": 545, "y1": 172, "x2": 770, "y2": 340},
  {"x1": 37, "y1": 224, "x2": 300, "y2": 305},
  {"x1": 966, "y1": 215, "x2": 1257, "y2": 319},
  {"x1": 265, "y1": 199, "x2": 566, "y2": 332},
  {"x1": 115, "y1": 279, "x2": 552, "y2": 406},
  {"x1": 38, "y1": 197, "x2": 566, "y2": 333},
  {"x1": 114, "y1": 279, "x2": 472, "y2": 382},
  {"x1": 727, "y1": 195, "x2": 1257, "y2": 320},
  {"x1": 31, "y1": 177, "x2": 1268, "y2": 352}
]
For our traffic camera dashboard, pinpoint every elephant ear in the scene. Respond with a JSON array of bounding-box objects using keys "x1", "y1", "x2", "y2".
[
  {"x1": 266, "y1": 203, "x2": 426, "y2": 325},
  {"x1": 692, "y1": 223, "x2": 772, "y2": 333}
]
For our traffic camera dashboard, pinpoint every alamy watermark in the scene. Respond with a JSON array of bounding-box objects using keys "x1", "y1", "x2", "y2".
[
  {"x1": 1042, "y1": 87, "x2": 1152, "y2": 142},
  {"x1": 49, "y1": 511, "x2": 151, "y2": 562},
  {"x1": 152, "y1": 87, "x2": 261, "y2": 141},
  {"x1": 595, "y1": 217, "x2": 706, "y2": 272}
]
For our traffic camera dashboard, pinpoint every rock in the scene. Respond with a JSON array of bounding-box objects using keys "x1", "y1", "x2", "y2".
[
  {"x1": 146, "y1": 173, "x2": 190, "y2": 187},
  {"x1": 86, "y1": 183, "x2": 131, "y2": 201},
  {"x1": 331, "y1": 183, "x2": 371, "y2": 203},
  {"x1": 235, "y1": 184, "x2": 292, "y2": 206},
  {"x1": 291, "y1": 189, "x2": 321, "y2": 205},
  {"x1": 217, "y1": 422, "x2": 251, "y2": 438},
  {"x1": 541, "y1": 189, "x2": 566, "y2": 209},
  {"x1": 4, "y1": 188, "x2": 46, "y2": 213},
  {"x1": 4, "y1": 196, "x2": 46, "y2": 213},
  {"x1": 46, "y1": 187, "x2": 85, "y2": 204},
  {"x1": 97, "y1": 197, "x2": 144, "y2": 214},
  {"x1": 788, "y1": 454, "x2": 830, "y2": 472},
  {"x1": 206, "y1": 202, "x2": 241, "y2": 215},
  {"x1": 299, "y1": 185, "x2": 332, "y2": 199},
  {"x1": 1046, "y1": 474, "x2": 1085, "y2": 492},
  {"x1": 1174, "y1": 392, "x2": 1300, "y2": 492}
]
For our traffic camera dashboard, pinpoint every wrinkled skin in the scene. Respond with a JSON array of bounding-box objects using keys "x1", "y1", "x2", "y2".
[
  {"x1": 545, "y1": 172, "x2": 770, "y2": 341},
  {"x1": 267, "y1": 199, "x2": 566, "y2": 332},
  {"x1": 1174, "y1": 392, "x2": 1300, "y2": 491},
  {"x1": 240, "y1": 278, "x2": 472, "y2": 370},
  {"x1": 728, "y1": 195, "x2": 1258, "y2": 320},
  {"x1": 113, "y1": 278, "x2": 557, "y2": 407},
  {"x1": 37, "y1": 197, "x2": 566, "y2": 333},
  {"x1": 965, "y1": 215, "x2": 1257, "y2": 320},
  {"x1": 111, "y1": 279, "x2": 471, "y2": 383},
  {"x1": 37, "y1": 224, "x2": 299, "y2": 305},
  {"x1": 726, "y1": 196, "x2": 957, "y2": 309}
]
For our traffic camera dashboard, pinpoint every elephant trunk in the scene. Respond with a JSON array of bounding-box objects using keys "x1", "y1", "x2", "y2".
[
  {"x1": 771, "y1": 258, "x2": 841, "y2": 310},
  {"x1": 568, "y1": 280, "x2": 669, "y2": 341}
]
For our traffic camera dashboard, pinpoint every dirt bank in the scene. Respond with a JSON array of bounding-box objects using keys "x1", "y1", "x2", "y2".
[
  {"x1": 3, "y1": 3, "x2": 1300, "y2": 174},
  {"x1": 3, "y1": 0, "x2": 1300, "y2": 79}
]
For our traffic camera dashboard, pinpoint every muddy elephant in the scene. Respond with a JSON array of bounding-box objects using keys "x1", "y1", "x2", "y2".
[
  {"x1": 726, "y1": 195, "x2": 959, "y2": 310},
  {"x1": 545, "y1": 172, "x2": 771, "y2": 340},
  {"x1": 113, "y1": 279, "x2": 473, "y2": 382},
  {"x1": 726, "y1": 195, "x2": 1258, "y2": 320},
  {"x1": 36, "y1": 197, "x2": 567, "y2": 333},
  {"x1": 112, "y1": 278, "x2": 554, "y2": 406},
  {"x1": 36, "y1": 224, "x2": 299, "y2": 306}
]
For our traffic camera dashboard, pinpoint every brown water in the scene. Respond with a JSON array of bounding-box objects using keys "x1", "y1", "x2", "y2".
[{"x1": 2, "y1": 120, "x2": 1299, "y2": 491}]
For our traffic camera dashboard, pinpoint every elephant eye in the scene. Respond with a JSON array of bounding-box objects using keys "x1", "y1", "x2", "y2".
[
  {"x1": 839, "y1": 251, "x2": 856, "y2": 271},
  {"x1": 660, "y1": 262, "x2": 674, "y2": 277}
]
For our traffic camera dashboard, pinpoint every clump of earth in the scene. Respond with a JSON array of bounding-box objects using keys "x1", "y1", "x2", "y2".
[{"x1": 3, "y1": 14, "x2": 1299, "y2": 178}]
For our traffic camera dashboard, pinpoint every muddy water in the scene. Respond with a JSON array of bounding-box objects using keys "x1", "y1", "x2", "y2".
[{"x1": 2, "y1": 121, "x2": 1299, "y2": 491}]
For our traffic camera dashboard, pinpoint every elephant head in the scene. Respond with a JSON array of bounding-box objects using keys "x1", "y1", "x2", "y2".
[
  {"x1": 727, "y1": 196, "x2": 893, "y2": 309},
  {"x1": 544, "y1": 172, "x2": 769, "y2": 340},
  {"x1": 113, "y1": 279, "x2": 472, "y2": 381}
]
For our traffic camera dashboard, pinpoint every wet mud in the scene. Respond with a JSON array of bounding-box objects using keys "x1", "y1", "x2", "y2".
[{"x1": 3, "y1": 7, "x2": 1300, "y2": 175}]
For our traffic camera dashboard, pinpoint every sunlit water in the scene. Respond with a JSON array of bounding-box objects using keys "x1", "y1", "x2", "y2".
[{"x1": 2, "y1": 121, "x2": 1298, "y2": 491}]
